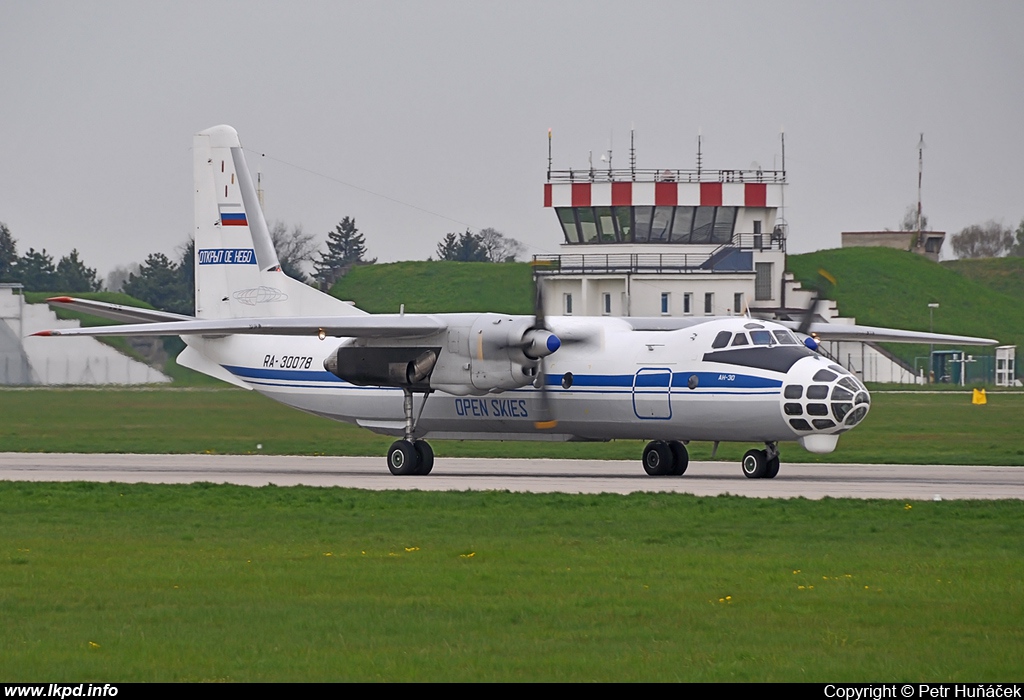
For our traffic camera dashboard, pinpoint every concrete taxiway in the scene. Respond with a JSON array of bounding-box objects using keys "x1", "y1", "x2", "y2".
[{"x1": 0, "y1": 453, "x2": 1021, "y2": 500}]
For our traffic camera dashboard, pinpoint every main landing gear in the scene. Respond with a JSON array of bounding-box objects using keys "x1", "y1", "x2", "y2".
[
  {"x1": 386, "y1": 388, "x2": 434, "y2": 476},
  {"x1": 641, "y1": 440, "x2": 781, "y2": 479},
  {"x1": 741, "y1": 442, "x2": 780, "y2": 479},
  {"x1": 642, "y1": 440, "x2": 689, "y2": 476}
]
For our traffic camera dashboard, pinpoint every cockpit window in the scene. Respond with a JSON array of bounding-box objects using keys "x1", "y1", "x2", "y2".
[
  {"x1": 773, "y1": 330, "x2": 799, "y2": 345},
  {"x1": 812, "y1": 369, "x2": 838, "y2": 383},
  {"x1": 750, "y1": 330, "x2": 773, "y2": 346},
  {"x1": 712, "y1": 331, "x2": 732, "y2": 349},
  {"x1": 731, "y1": 333, "x2": 749, "y2": 346}
]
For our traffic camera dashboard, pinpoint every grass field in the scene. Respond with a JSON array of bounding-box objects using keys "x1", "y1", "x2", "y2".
[
  {"x1": 1, "y1": 482, "x2": 1021, "y2": 682},
  {"x1": 1, "y1": 388, "x2": 1023, "y2": 465}
]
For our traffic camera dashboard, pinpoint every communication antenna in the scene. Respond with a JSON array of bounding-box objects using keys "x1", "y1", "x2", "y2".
[
  {"x1": 629, "y1": 125, "x2": 636, "y2": 181},
  {"x1": 916, "y1": 133, "x2": 926, "y2": 249},
  {"x1": 547, "y1": 128, "x2": 552, "y2": 180},
  {"x1": 257, "y1": 170, "x2": 265, "y2": 211},
  {"x1": 696, "y1": 129, "x2": 703, "y2": 179}
]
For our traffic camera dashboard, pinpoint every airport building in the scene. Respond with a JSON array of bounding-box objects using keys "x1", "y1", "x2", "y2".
[{"x1": 533, "y1": 147, "x2": 924, "y2": 384}]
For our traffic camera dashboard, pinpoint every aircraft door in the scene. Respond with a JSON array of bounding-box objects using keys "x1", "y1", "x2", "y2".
[{"x1": 632, "y1": 368, "x2": 672, "y2": 420}]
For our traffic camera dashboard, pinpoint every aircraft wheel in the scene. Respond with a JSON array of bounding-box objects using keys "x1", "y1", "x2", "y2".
[
  {"x1": 741, "y1": 449, "x2": 767, "y2": 479},
  {"x1": 387, "y1": 440, "x2": 419, "y2": 476},
  {"x1": 764, "y1": 455, "x2": 780, "y2": 479},
  {"x1": 642, "y1": 441, "x2": 673, "y2": 476},
  {"x1": 414, "y1": 440, "x2": 434, "y2": 475},
  {"x1": 668, "y1": 441, "x2": 689, "y2": 476}
]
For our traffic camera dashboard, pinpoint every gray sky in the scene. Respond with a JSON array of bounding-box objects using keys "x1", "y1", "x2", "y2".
[{"x1": 2, "y1": 1, "x2": 1022, "y2": 277}]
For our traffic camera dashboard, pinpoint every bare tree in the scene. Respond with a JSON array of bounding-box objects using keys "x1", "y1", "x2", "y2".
[
  {"x1": 106, "y1": 263, "x2": 141, "y2": 293},
  {"x1": 950, "y1": 221, "x2": 1014, "y2": 259},
  {"x1": 900, "y1": 204, "x2": 929, "y2": 232},
  {"x1": 477, "y1": 227, "x2": 526, "y2": 262},
  {"x1": 269, "y1": 220, "x2": 318, "y2": 282}
]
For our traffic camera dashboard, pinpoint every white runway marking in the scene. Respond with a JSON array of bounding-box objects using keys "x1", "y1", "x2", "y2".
[{"x1": 1, "y1": 453, "x2": 1022, "y2": 500}]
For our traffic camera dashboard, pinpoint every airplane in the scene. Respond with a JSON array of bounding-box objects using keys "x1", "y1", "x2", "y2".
[{"x1": 33, "y1": 125, "x2": 998, "y2": 479}]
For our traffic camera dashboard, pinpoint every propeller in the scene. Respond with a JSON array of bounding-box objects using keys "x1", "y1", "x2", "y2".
[
  {"x1": 797, "y1": 268, "x2": 836, "y2": 349},
  {"x1": 530, "y1": 261, "x2": 558, "y2": 430}
]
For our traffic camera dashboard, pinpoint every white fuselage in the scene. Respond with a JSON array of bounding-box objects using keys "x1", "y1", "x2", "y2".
[{"x1": 187, "y1": 315, "x2": 871, "y2": 452}]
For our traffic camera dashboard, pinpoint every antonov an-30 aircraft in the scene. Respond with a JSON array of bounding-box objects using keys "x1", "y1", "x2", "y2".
[{"x1": 36, "y1": 125, "x2": 997, "y2": 479}]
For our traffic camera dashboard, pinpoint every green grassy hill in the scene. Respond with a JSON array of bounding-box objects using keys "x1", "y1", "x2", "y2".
[
  {"x1": 942, "y1": 256, "x2": 1024, "y2": 300},
  {"x1": 786, "y1": 248, "x2": 1022, "y2": 373},
  {"x1": 330, "y1": 260, "x2": 533, "y2": 314}
]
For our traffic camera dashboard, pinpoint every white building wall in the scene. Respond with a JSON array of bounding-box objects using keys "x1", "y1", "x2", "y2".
[{"x1": 0, "y1": 287, "x2": 171, "y2": 385}]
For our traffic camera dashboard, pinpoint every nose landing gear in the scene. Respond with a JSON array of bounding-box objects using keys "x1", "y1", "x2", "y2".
[{"x1": 742, "y1": 442, "x2": 780, "y2": 479}]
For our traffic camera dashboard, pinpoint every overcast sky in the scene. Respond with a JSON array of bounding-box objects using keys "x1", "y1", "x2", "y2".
[{"x1": 2, "y1": 0, "x2": 1022, "y2": 277}]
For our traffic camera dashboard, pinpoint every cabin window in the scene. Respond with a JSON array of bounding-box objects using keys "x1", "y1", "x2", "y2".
[
  {"x1": 750, "y1": 330, "x2": 773, "y2": 345},
  {"x1": 784, "y1": 403, "x2": 803, "y2": 415},
  {"x1": 774, "y1": 330, "x2": 799, "y2": 345},
  {"x1": 712, "y1": 331, "x2": 732, "y2": 349},
  {"x1": 784, "y1": 385, "x2": 803, "y2": 399},
  {"x1": 813, "y1": 369, "x2": 838, "y2": 383},
  {"x1": 789, "y1": 418, "x2": 812, "y2": 431},
  {"x1": 731, "y1": 333, "x2": 749, "y2": 346}
]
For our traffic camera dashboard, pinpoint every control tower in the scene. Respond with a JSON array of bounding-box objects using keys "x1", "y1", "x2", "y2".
[{"x1": 535, "y1": 136, "x2": 795, "y2": 321}]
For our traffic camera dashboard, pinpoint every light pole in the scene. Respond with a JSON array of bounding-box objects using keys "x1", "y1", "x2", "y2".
[{"x1": 928, "y1": 303, "x2": 940, "y2": 383}]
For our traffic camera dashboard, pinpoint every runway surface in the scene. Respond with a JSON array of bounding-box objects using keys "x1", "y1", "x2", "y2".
[{"x1": 1, "y1": 453, "x2": 1022, "y2": 500}]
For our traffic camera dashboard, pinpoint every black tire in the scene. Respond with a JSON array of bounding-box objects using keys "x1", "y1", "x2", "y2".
[
  {"x1": 414, "y1": 441, "x2": 434, "y2": 475},
  {"x1": 668, "y1": 441, "x2": 689, "y2": 476},
  {"x1": 764, "y1": 455, "x2": 780, "y2": 479},
  {"x1": 387, "y1": 440, "x2": 419, "y2": 476},
  {"x1": 742, "y1": 448, "x2": 767, "y2": 479},
  {"x1": 642, "y1": 440, "x2": 673, "y2": 476}
]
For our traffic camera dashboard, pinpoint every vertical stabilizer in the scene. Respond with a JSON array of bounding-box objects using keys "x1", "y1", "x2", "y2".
[{"x1": 193, "y1": 125, "x2": 363, "y2": 319}]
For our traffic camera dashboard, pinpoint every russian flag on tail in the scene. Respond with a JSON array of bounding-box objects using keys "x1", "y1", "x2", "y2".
[{"x1": 219, "y1": 203, "x2": 248, "y2": 227}]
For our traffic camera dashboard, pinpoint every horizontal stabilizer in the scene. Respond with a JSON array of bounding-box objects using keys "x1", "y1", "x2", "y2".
[
  {"x1": 793, "y1": 322, "x2": 998, "y2": 346},
  {"x1": 45, "y1": 297, "x2": 193, "y2": 324},
  {"x1": 32, "y1": 314, "x2": 448, "y2": 339}
]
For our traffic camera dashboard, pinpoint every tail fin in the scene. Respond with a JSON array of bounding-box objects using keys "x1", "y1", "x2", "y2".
[{"x1": 192, "y1": 125, "x2": 363, "y2": 319}]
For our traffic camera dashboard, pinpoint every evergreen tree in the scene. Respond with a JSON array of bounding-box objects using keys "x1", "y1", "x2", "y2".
[
  {"x1": 434, "y1": 229, "x2": 488, "y2": 262},
  {"x1": 313, "y1": 217, "x2": 374, "y2": 290},
  {"x1": 0, "y1": 222, "x2": 17, "y2": 283},
  {"x1": 123, "y1": 252, "x2": 191, "y2": 314},
  {"x1": 15, "y1": 248, "x2": 59, "y2": 291},
  {"x1": 55, "y1": 249, "x2": 101, "y2": 292}
]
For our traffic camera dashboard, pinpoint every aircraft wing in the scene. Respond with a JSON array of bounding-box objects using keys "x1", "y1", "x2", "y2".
[
  {"x1": 31, "y1": 314, "x2": 448, "y2": 339},
  {"x1": 793, "y1": 322, "x2": 998, "y2": 346},
  {"x1": 45, "y1": 296, "x2": 194, "y2": 324}
]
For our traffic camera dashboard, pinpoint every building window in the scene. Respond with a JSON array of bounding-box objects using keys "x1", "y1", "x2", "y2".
[
  {"x1": 661, "y1": 292, "x2": 670, "y2": 315},
  {"x1": 704, "y1": 292, "x2": 714, "y2": 315},
  {"x1": 755, "y1": 262, "x2": 773, "y2": 301},
  {"x1": 602, "y1": 292, "x2": 611, "y2": 315},
  {"x1": 564, "y1": 293, "x2": 573, "y2": 315},
  {"x1": 734, "y1": 292, "x2": 744, "y2": 315},
  {"x1": 683, "y1": 293, "x2": 693, "y2": 315}
]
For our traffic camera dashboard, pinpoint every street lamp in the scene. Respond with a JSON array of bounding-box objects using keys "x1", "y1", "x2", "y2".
[{"x1": 928, "y1": 303, "x2": 940, "y2": 383}]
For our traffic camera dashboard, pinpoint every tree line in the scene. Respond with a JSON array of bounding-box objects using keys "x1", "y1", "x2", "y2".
[{"x1": 0, "y1": 218, "x2": 525, "y2": 313}]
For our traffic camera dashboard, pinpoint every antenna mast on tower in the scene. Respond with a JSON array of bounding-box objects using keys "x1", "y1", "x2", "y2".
[{"x1": 916, "y1": 133, "x2": 926, "y2": 249}]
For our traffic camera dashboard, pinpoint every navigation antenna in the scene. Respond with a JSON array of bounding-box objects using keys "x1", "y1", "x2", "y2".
[
  {"x1": 629, "y1": 125, "x2": 636, "y2": 181},
  {"x1": 696, "y1": 129, "x2": 703, "y2": 179},
  {"x1": 256, "y1": 171, "x2": 265, "y2": 211},
  {"x1": 546, "y1": 128, "x2": 552, "y2": 181},
  {"x1": 916, "y1": 133, "x2": 926, "y2": 249}
]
